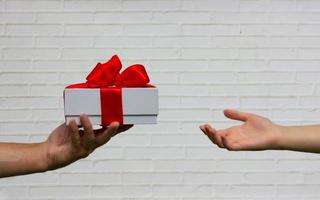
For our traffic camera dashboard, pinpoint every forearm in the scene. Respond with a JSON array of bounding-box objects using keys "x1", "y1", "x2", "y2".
[
  {"x1": 277, "y1": 125, "x2": 320, "y2": 153},
  {"x1": 0, "y1": 142, "x2": 49, "y2": 177}
]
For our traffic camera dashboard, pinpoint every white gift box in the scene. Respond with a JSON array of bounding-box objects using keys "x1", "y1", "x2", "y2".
[{"x1": 64, "y1": 87, "x2": 158, "y2": 125}]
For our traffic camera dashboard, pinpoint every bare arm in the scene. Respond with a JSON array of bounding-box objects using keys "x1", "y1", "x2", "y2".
[
  {"x1": 0, "y1": 114, "x2": 132, "y2": 178},
  {"x1": 277, "y1": 125, "x2": 320, "y2": 153},
  {"x1": 200, "y1": 109, "x2": 320, "y2": 153},
  {"x1": 0, "y1": 142, "x2": 48, "y2": 177}
]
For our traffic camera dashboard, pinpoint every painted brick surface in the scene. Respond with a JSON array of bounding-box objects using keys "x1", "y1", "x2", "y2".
[{"x1": 1, "y1": 0, "x2": 320, "y2": 199}]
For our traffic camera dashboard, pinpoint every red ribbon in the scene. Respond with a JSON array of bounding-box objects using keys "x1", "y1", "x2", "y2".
[{"x1": 66, "y1": 55, "x2": 152, "y2": 126}]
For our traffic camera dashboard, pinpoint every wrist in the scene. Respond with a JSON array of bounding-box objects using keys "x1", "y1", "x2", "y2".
[
  {"x1": 272, "y1": 124, "x2": 287, "y2": 150},
  {"x1": 38, "y1": 141, "x2": 50, "y2": 172}
]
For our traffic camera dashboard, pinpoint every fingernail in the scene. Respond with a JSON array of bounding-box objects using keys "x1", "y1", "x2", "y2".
[
  {"x1": 111, "y1": 121, "x2": 120, "y2": 126},
  {"x1": 80, "y1": 113, "x2": 88, "y2": 118}
]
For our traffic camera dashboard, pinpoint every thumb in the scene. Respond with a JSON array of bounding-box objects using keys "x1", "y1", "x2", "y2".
[
  {"x1": 224, "y1": 109, "x2": 251, "y2": 122},
  {"x1": 95, "y1": 122, "x2": 119, "y2": 147}
]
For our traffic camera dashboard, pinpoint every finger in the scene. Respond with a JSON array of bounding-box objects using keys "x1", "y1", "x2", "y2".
[
  {"x1": 203, "y1": 125, "x2": 217, "y2": 145},
  {"x1": 80, "y1": 114, "x2": 93, "y2": 137},
  {"x1": 221, "y1": 135, "x2": 239, "y2": 151},
  {"x1": 80, "y1": 114, "x2": 96, "y2": 151},
  {"x1": 95, "y1": 122, "x2": 119, "y2": 147},
  {"x1": 94, "y1": 128, "x2": 107, "y2": 135},
  {"x1": 68, "y1": 120, "x2": 79, "y2": 134},
  {"x1": 68, "y1": 120, "x2": 80, "y2": 144},
  {"x1": 206, "y1": 125, "x2": 225, "y2": 148},
  {"x1": 224, "y1": 109, "x2": 250, "y2": 122},
  {"x1": 199, "y1": 125, "x2": 208, "y2": 135}
]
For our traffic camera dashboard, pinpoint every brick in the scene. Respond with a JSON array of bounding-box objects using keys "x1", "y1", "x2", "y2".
[
  {"x1": 0, "y1": 72, "x2": 59, "y2": 84},
  {"x1": 215, "y1": 185, "x2": 275, "y2": 197},
  {"x1": 59, "y1": 173, "x2": 121, "y2": 185},
  {"x1": 0, "y1": 109, "x2": 32, "y2": 121},
  {"x1": 149, "y1": 59, "x2": 209, "y2": 71},
  {"x1": 122, "y1": 48, "x2": 179, "y2": 59},
  {"x1": 29, "y1": 186, "x2": 90, "y2": 198},
  {"x1": 182, "y1": 24, "x2": 240, "y2": 36},
  {"x1": 212, "y1": 12, "x2": 268, "y2": 23},
  {"x1": 153, "y1": 11, "x2": 211, "y2": 22},
  {"x1": 0, "y1": 186, "x2": 28, "y2": 198},
  {"x1": 241, "y1": 24, "x2": 298, "y2": 35},
  {"x1": 181, "y1": 48, "x2": 238, "y2": 59},
  {"x1": 123, "y1": 24, "x2": 180, "y2": 35},
  {"x1": 183, "y1": 172, "x2": 244, "y2": 184},
  {"x1": 3, "y1": 48, "x2": 60, "y2": 59},
  {"x1": 216, "y1": 160, "x2": 277, "y2": 171},
  {"x1": 0, "y1": 85, "x2": 29, "y2": 97},
  {"x1": 240, "y1": 97, "x2": 299, "y2": 109},
  {"x1": 212, "y1": 36, "x2": 267, "y2": 48},
  {"x1": 0, "y1": 97, "x2": 60, "y2": 108},
  {"x1": 152, "y1": 185, "x2": 213, "y2": 198},
  {"x1": 64, "y1": 24, "x2": 122, "y2": 35},
  {"x1": 32, "y1": 59, "x2": 93, "y2": 72},
  {"x1": 122, "y1": 172, "x2": 183, "y2": 184},
  {"x1": 154, "y1": 160, "x2": 216, "y2": 172},
  {"x1": 93, "y1": 147, "x2": 124, "y2": 160},
  {"x1": 158, "y1": 109, "x2": 212, "y2": 121},
  {"x1": 277, "y1": 185, "x2": 320, "y2": 197},
  {"x1": 299, "y1": 25, "x2": 320, "y2": 35},
  {"x1": 105, "y1": 134, "x2": 151, "y2": 147},
  {"x1": 6, "y1": 24, "x2": 63, "y2": 35},
  {"x1": 181, "y1": 96, "x2": 239, "y2": 108},
  {"x1": 92, "y1": 185, "x2": 152, "y2": 198},
  {"x1": 30, "y1": 85, "x2": 63, "y2": 97},
  {"x1": 36, "y1": 36, "x2": 94, "y2": 47},
  {"x1": 152, "y1": 36, "x2": 211, "y2": 48},
  {"x1": 277, "y1": 159, "x2": 320, "y2": 171},
  {"x1": 239, "y1": 48, "x2": 298, "y2": 59},
  {"x1": 180, "y1": 72, "x2": 236, "y2": 84},
  {"x1": 64, "y1": 0, "x2": 121, "y2": 10},
  {"x1": 237, "y1": 72, "x2": 294, "y2": 83},
  {"x1": 95, "y1": 12, "x2": 152, "y2": 22},
  {"x1": 245, "y1": 172, "x2": 303, "y2": 184},
  {"x1": 159, "y1": 96, "x2": 180, "y2": 108},
  {"x1": 0, "y1": 36, "x2": 33, "y2": 47},
  {"x1": 239, "y1": 0, "x2": 271, "y2": 11},
  {"x1": 0, "y1": 60, "x2": 31, "y2": 71},
  {"x1": 0, "y1": 12, "x2": 35, "y2": 23},
  {"x1": 94, "y1": 36, "x2": 152, "y2": 48},
  {"x1": 0, "y1": 173, "x2": 59, "y2": 185},
  {"x1": 37, "y1": 12, "x2": 93, "y2": 23},
  {"x1": 124, "y1": 147, "x2": 185, "y2": 159},
  {"x1": 148, "y1": 72, "x2": 178, "y2": 84},
  {"x1": 32, "y1": 109, "x2": 63, "y2": 121},
  {"x1": 181, "y1": 0, "x2": 238, "y2": 10},
  {"x1": 122, "y1": 0, "x2": 180, "y2": 10},
  {"x1": 94, "y1": 160, "x2": 153, "y2": 172},
  {"x1": 297, "y1": 0, "x2": 320, "y2": 10},
  {"x1": 6, "y1": 0, "x2": 62, "y2": 11},
  {"x1": 270, "y1": 60, "x2": 320, "y2": 71}
]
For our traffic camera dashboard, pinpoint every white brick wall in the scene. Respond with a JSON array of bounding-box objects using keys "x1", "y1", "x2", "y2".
[{"x1": 2, "y1": 0, "x2": 320, "y2": 199}]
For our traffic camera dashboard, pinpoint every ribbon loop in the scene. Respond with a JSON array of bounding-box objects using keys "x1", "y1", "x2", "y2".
[
  {"x1": 116, "y1": 64, "x2": 150, "y2": 87},
  {"x1": 86, "y1": 55, "x2": 122, "y2": 87}
]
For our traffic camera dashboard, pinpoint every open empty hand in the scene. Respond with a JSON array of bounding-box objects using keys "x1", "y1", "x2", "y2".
[{"x1": 200, "y1": 109, "x2": 283, "y2": 151}]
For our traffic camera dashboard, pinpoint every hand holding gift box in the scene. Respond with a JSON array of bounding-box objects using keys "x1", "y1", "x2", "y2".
[{"x1": 64, "y1": 55, "x2": 158, "y2": 126}]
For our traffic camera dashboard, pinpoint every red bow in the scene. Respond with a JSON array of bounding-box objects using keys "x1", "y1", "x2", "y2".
[
  {"x1": 66, "y1": 55, "x2": 152, "y2": 126},
  {"x1": 67, "y1": 55, "x2": 150, "y2": 89}
]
